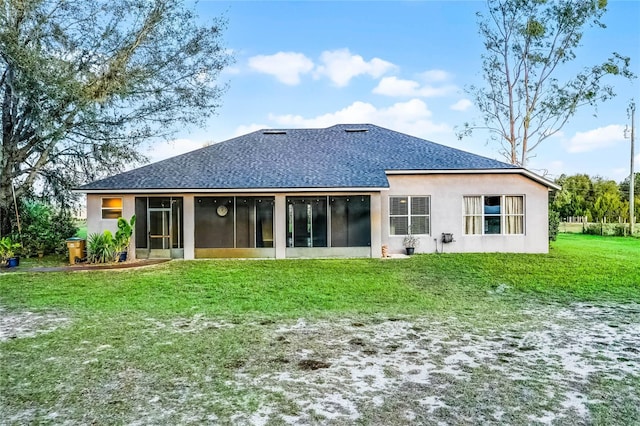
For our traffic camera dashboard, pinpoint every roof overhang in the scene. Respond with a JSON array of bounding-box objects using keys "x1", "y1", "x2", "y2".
[
  {"x1": 384, "y1": 168, "x2": 561, "y2": 190},
  {"x1": 75, "y1": 186, "x2": 389, "y2": 195}
]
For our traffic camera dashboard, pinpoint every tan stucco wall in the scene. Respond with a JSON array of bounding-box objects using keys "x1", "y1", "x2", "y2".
[
  {"x1": 86, "y1": 194, "x2": 135, "y2": 235},
  {"x1": 183, "y1": 195, "x2": 195, "y2": 260},
  {"x1": 86, "y1": 194, "x2": 137, "y2": 260},
  {"x1": 382, "y1": 174, "x2": 550, "y2": 254}
]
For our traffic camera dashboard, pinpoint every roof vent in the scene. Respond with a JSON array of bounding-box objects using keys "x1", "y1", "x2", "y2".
[
  {"x1": 344, "y1": 128, "x2": 368, "y2": 133},
  {"x1": 263, "y1": 130, "x2": 286, "y2": 135}
]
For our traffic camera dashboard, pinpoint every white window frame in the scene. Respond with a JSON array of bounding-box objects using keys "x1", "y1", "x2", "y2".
[
  {"x1": 389, "y1": 196, "x2": 430, "y2": 235},
  {"x1": 101, "y1": 197, "x2": 123, "y2": 220},
  {"x1": 463, "y1": 195, "x2": 525, "y2": 235}
]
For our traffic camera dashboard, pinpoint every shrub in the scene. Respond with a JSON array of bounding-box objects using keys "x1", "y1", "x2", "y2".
[
  {"x1": 114, "y1": 215, "x2": 136, "y2": 258},
  {"x1": 87, "y1": 232, "x2": 115, "y2": 264},
  {"x1": 18, "y1": 201, "x2": 78, "y2": 256},
  {"x1": 584, "y1": 223, "x2": 604, "y2": 235},
  {"x1": 0, "y1": 236, "x2": 22, "y2": 262},
  {"x1": 613, "y1": 224, "x2": 629, "y2": 237},
  {"x1": 583, "y1": 223, "x2": 629, "y2": 236},
  {"x1": 548, "y1": 209, "x2": 560, "y2": 241}
]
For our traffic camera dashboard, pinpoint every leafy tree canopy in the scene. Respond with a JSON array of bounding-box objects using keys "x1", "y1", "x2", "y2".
[
  {"x1": 1, "y1": 0, "x2": 232, "y2": 234},
  {"x1": 460, "y1": 0, "x2": 634, "y2": 166},
  {"x1": 552, "y1": 173, "x2": 638, "y2": 223}
]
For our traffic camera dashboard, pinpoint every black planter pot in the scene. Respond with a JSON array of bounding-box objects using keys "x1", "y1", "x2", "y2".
[
  {"x1": 405, "y1": 247, "x2": 415, "y2": 255},
  {"x1": 118, "y1": 251, "x2": 128, "y2": 262}
]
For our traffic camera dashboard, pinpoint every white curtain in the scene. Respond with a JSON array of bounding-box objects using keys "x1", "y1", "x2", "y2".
[
  {"x1": 505, "y1": 196, "x2": 524, "y2": 234},
  {"x1": 464, "y1": 196, "x2": 482, "y2": 234}
]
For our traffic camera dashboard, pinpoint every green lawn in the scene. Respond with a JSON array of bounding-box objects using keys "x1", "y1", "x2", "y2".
[
  {"x1": 1, "y1": 233, "x2": 638, "y2": 317},
  {"x1": 1, "y1": 234, "x2": 639, "y2": 424}
]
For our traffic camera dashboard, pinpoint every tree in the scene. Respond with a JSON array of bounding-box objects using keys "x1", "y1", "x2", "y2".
[
  {"x1": 552, "y1": 173, "x2": 592, "y2": 218},
  {"x1": 459, "y1": 0, "x2": 634, "y2": 166},
  {"x1": 1, "y1": 0, "x2": 232, "y2": 235},
  {"x1": 592, "y1": 190, "x2": 621, "y2": 223},
  {"x1": 589, "y1": 177, "x2": 621, "y2": 222},
  {"x1": 619, "y1": 172, "x2": 640, "y2": 202}
]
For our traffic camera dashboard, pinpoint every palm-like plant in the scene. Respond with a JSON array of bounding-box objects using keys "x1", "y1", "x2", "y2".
[{"x1": 86, "y1": 232, "x2": 115, "y2": 264}]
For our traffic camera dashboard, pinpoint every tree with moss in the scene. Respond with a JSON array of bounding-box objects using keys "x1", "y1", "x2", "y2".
[
  {"x1": 459, "y1": 0, "x2": 634, "y2": 166},
  {"x1": 1, "y1": 0, "x2": 232, "y2": 235}
]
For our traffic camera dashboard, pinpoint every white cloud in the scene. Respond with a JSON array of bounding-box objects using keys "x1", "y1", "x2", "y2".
[
  {"x1": 233, "y1": 123, "x2": 269, "y2": 136},
  {"x1": 248, "y1": 52, "x2": 314, "y2": 85},
  {"x1": 315, "y1": 48, "x2": 396, "y2": 87},
  {"x1": 373, "y1": 76, "x2": 457, "y2": 98},
  {"x1": 450, "y1": 99, "x2": 473, "y2": 112},
  {"x1": 147, "y1": 139, "x2": 208, "y2": 163},
  {"x1": 372, "y1": 77, "x2": 420, "y2": 97},
  {"x1": 566, "y1": 125, "x2": 626, "y2": 153},
  {"x1": 265, "y1": 98, "x2": 450, "y2": 138},
  {"x1": 419, "y1": 69, "x2": 452, "y2": 83}
]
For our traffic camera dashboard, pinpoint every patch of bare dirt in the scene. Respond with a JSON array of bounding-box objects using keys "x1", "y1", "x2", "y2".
[
  {"x1": 0, "y1": 306, "x2": 71, "y2": 341},
  {"x1": 231, "y1": 302, "x2": 640, "y2": 425},
  {"x1": 298, "y1": 359, "x2": 331, "y2": 370}
]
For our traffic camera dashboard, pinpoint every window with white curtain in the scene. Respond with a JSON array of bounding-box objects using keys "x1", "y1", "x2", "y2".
[
  {"x1": 463, "y1": 195, "x2": 524, "y2": 235},
  {"x1": 390, "y1": 196, "x2": 430, "y2": 235}
]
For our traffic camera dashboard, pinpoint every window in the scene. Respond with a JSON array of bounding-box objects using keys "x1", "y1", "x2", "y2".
[
  {"x1": 286, "y1": 196, "x2": 371, "y2": 248},
  {"x1": 101, "y1": 197, "x2": 122, "y2": 219},
  {"x1": 389, "y1": 196, "x2": 430, "y2": 235},
  {"x1": 463, "y1": 195, "x2": 524, "y2": 235}
]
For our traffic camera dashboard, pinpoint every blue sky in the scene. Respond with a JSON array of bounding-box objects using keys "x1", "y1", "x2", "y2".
[{"x1": 149, "y1": 0, "x2": 640, "y2": 182}]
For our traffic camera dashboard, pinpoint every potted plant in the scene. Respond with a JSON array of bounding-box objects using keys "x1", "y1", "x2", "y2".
[
  {"x1": 114, "y1": 215, "x2": 136, "y2": 262},
  {"x1": 403, "y1": 233, "x2": 419, "y2": 255},
  {"x1": 0, "y1": 236, "x2": 22, "y2": 268},
  {"x1": 36, "y1": 241, "x2": 46, "y2": 258}
]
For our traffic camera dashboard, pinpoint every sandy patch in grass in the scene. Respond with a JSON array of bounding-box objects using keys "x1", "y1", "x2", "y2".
[
  {"x1": 0, "y1": 306, "x2": 71, "y2": 342},
  {"x1": 232, "y1": 302, "x2": 640, "y2": 424},
  {"x1": 2, "y1": 303, "x2": 638, "y2": 424}
]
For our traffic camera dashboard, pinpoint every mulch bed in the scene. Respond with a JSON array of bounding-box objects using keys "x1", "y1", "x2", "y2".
[{"x1": 0, "y1": 259, "x2": 170, "y2": 273}]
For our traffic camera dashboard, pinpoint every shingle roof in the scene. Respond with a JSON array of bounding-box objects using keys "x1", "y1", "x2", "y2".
[{"x1": 79, "y1": 124, "x2": 520, "y2": 191}]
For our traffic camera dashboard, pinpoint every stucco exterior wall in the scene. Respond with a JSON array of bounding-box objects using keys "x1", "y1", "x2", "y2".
[
  {"x1": 86, "y1": 194, "x2": 137, "y2": 259},
  {"x1": 86, "y1": 194, "x2": 135, "y2": 235},
  {"x1": 382, "y1": 174, "x2": 550, "y2": 254}
]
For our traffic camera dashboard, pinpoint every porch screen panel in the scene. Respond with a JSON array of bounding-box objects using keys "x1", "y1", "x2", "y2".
[
  {"x1": 330, "y1": 197, "x2": 348, "y2": 247},
  {"x1": 135, "y1": 197, "x2": 147, "y2": 248},
  {"x1": 256, "y1": 198, "x2": 274, "y2": 248},
  {"x1": 149, "y1": 197, "x2": 171, "y2": 208},
  {"x1": 195, "y1": 197, "x2": 234, "y2": 248},
  {"x1": 347, "y1": 196, "x2": 371, "y2": 246},
  {"x1": 287, "y1": 197, "x2": 327, "y2": 248},
  {"x1": 171, "y1": 198, "x2": 183, "y2": 248},
  {"x1": 312, "y1": 199, "x2": 327, "y2": 247},
  {"x1": 236, "y1": 198, "x2": 253, "y2": 248},
  {"x1": 330, "y1": 196, "x2": 371, "y2": 247},
  {"x1": 292, "y1": 202, "x2": 311, "y2": 247}
]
